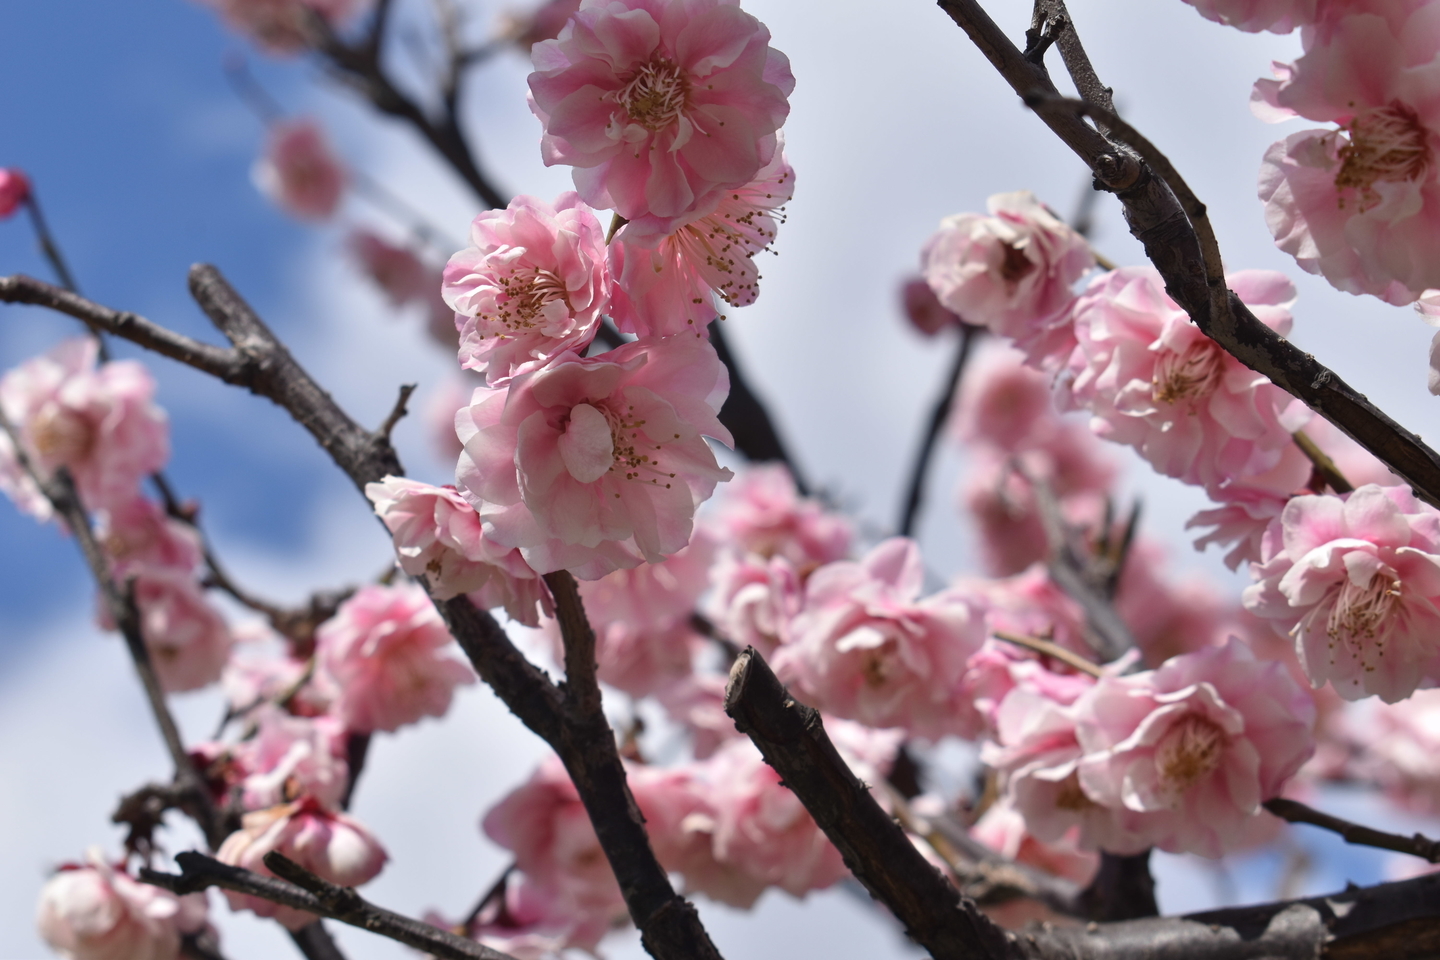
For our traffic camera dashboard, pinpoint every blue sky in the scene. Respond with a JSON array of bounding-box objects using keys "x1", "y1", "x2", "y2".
[{"x1": 2, "y1": 0, "x2": 1438, "y2": 956}]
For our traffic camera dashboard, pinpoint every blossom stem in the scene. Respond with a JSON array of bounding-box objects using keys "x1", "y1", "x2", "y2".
[
  {"x1": 990, "y1": 630, "x2": 1105, "y2": 678},
  {"x1": 1264, "y1": 797, "x2": 1440, "y2": 862},
  {"x1": 1292, "y1": 429, "x2": 1355, "y2": 494},
  {"x1": 898, "y1": 321, "x2": 977, "y2": 538}
]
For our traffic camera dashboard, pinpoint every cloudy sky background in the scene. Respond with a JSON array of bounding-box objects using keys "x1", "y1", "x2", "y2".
[{"x1": 1, "y1": 0, "x2": 1438, "y2": 956}]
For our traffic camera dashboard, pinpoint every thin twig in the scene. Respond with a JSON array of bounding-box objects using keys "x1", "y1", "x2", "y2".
[
  {"x1": 898, "y1": 322, "x2": 976, "y2": 538},
  {"x1": 376, "y1": 383, "x2": 417, "y2": 442},
  {"x1": 990, "y1": 630, "x2": 1104, "y2": 678},
  {"x1": 1293, "y1": 429, "x2": 1355, "y2": 494},
  {"x1": 461, "y1": 863, "x2": 515, "y2": 931},
  {"x1": 1264, "y1": 797, "x2": 1440, "y2": 863},
  {"x1": 709, "y1": 322, "x2": 809, "y2": 495},
  {"x1": 141, "y1": 851, "x2": 518, "y2": 960}
]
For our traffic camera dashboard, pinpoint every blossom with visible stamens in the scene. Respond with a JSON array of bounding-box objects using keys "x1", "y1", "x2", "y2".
[
  {"x1": 1253, "y1": 4, "x2": 1440, "y2": 302},
  {"x1": 608, "y1": 149, "x2": 793, "y2": 336},
  {"x1": 527, "y1": 0, "x2": 794, "y2": 228},
  {"x1": 1072, "y1": 639, "x2": 1315, "y2": 857},
  {"x1": 444, "y1": 193, "x2": 610, "y2": 383},
  {"x1": 1061, "y1": 267, "x2": 1311, "y2": 488},
  {"x1": 456, "y1": 334, "x2": 732, "y2": 578},
  {"x1": 1243, "y1": 484, "x2": 1440, "y2": 702}
]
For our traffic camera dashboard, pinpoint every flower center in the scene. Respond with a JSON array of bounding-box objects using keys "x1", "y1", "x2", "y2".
[
  {"x1": 999, "y1": 241, "x2": 1036, "y2": 285},
  {"x1": 491, "y1": 267, "x2": 569, "y2": 332},
  {"x1": 1152, "y1": 339, "x2": 1224, "y2": 406},
  {"x1": 1327, "y1": 569, "x2": 1400, "y2": 644},
  {"x1": 1155, "y1": 714, "x2": 1227, "y2": 794},
  {"x1": 615, "y1": 59, "x2": 691, "y2": 132},
  {"x1": 30, "y1": 404, "x2": 94, "y2": 465},
  {"x1": 559, "y1": 401, "x2": 679, "y2": 490},
  {"x1": 1054, "y1": 774, "x2": 1095, "y2": 811},
  {"x1": 1336, "y1": 102, "x2": 1431, "y2": 210}
]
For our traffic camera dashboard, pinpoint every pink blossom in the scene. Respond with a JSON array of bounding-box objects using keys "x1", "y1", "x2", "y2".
[
  {"x1": 0, "y1": 168, "x2": 30, "y2": 217},
  {"x1": 432, "y1": 875, "x2": 607, "y2": 958},
  {"x1": 1243, "y1": 484, "x2": 1440, "y2": 702},
  {"x1": 695, "y1": 736, "x2": 848, "y2": 905},
  {"x1": 253, "y1": 118, "x2": 346, "y2": 220},
  {"x1": 1188, "y1": 484, "x2": 1293, "y2": 570},
  {"x1": 710, "y1": 463, "x2": 852, "y2": 570},
  {"x1": 1062, "y1": 267, "x2": 1311, "y2": 488},
  {"x1": 455, "y1": 335, "x2": 733, "y2": 578},
  {"x1": 1349, "y1": 689, "x2": 1440, "y2": 814},
  {"x1": 571, "y1": 616, "x2": 702, "y2": 695},
  {"x1": 365, "y1": 476, "x2": 548, "y2": 624},
  {"x1": 444, "y1": 194, "x2": 610, "y2": 383},
  {"x1": 349, "y1": 230, "x2": 455, "y2": 349},
  {"x1": 576, "y1": 526, "x2": 716, "y2": 632},
  {"x1": 953, "y1": 343, "x2": 1062, "y2": 453},
  {"x1": 35, "y1": 850, "x2": 209, "y2": 960},
  {"x1": 426, "y1": 373, "x2": 479, "y2": 464},
  {"x1": 232, "y1": 706, "x2": 350, "y2": 810},
  {"x1": 482, "y1": 756, "x2": 628, "y2": 917},
  {"x1": 1181, "y1": 0, "x2": 1317, "y2": 32},
  {"x1": 315, "y1": 583, "x2": 475, "y2": 732},
  {"x1": 969, "y1": 799, "x2": 1098, "y2": 887},
  {"x1": 216, "y1": 800, "x2": 388, "y2": 929},
  {"x1": 0, "y1": 338, "x2": 169, "y2": 520},
  {"x1": 221, "y1": 620, "x2": 334, "y2": 717},
  {"x1": 1073, "y1": 639, "x2": 1315, "y2": 857},
  {"x1": 705, "y1": 550, "x2": 802, "y2": 657},
  {"x1": 98, "y1": 569, "x2": 232, "y2": 693},
  {"x1": 655, "y1": 673, "x2": 740, "y2": 758},
  {"x1": 1114, "y1": 541, "x2": 1232, "y2": 666},
  {"x1": 608, "y1": 149, "x2": 793, "y2": 336},
  {"x1": 95, "y1": 497, "x2": 203, "y2": 578},
  {"x1": 773, "y1": 538, "x2": 987, "y2": 739},
  {"x1": 1254, "y1": 5, "x2": 1440, "y2": 302},
  {"x1": 900, "y1": 276, "x2": 962, "y2": 337},
  {"x1": 195, "y1": 0, "x2": 365, "y2": 54},
  {"x1": 528, "y1": 0, "x2": 794, "y2": 227},
  {"x1": 921, "y1": 191, "x2": 1094, "y2": 366}
]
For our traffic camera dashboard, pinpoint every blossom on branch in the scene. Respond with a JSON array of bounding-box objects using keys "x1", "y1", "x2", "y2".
[
  {"x1": 1255, "y1": 4, "x2": 1440, "y2": 303},
  {"x1": 35, "y1": 850, "x2": 210, "y2": 960},
  {"x1": 921, "y1": 190, "x2": 1094, "y2": 367},
  {"x1": 456, "y1": 334, "x2": 733, "y2": 578},
  {"x1": 315, "y1": 583, "x2": 475, "y2": 733},
  {"x1": 0, "y1": 168, "x2": 31, "y2": 217},
  {"x1": 0, "y1": 338, "x2": 169, "y2": 520},
  {"x1": 253, "y1": 118, "x2": 346, "y2": 221},
  {"x1": 527, "y1": 0, "x2": 794, "y2": 227},
  {"x1": 99, "y1": 569, "x2": 233, "y2": 693},
  {"x1": 1061, "y1": 267, "x2": 1311, "y2": 488},
  {"x1": 608, "y1": 148, "x2": 793, "y2": 336},
  {"x1": 215, "y1": 799, "x2": 387, "y2": 929},
  {"x1": 1243, "y1": 484, "x2": 1440, "y2": 702},
  {"x1": 444, "y1": 193, "x2": 610, "y2": 383}
]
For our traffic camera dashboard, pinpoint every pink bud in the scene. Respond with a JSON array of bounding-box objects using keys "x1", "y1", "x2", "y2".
[{"x1": 0, "y1": 168, "x2": 31, "y2": 218}]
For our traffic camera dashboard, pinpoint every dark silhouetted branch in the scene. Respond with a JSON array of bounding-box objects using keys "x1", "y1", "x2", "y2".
[
  {"x1": 142, "y1": 851, "x2": 516, "y2": 960},
  {"x1": 898, "y1": 322, "x2": 976, "y2": 538},
  {"x1": 709, "y1": 322, "x2": 809, "y2": 494},
  {"x1": 1265, "y1": 797, "x2": 1440, "y2": 863}
]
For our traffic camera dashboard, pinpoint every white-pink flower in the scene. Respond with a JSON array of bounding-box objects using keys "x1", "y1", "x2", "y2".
[
  {"x1": 315, "y1": 583, "x2": 475, "y2": 733},
  {"x1": 1073, "y1": 639, "x2": 1315, "y2": 857},
  {"x1": 95, "y1": 497, "x2": 203, "y2": 579},
  {"x1": 773, "y1": 538, "x2": 987, "y2": 739},
  {"x1": 366, "y1": 476, "x2": 549, "y2": 624},
  {"x1": 1243, "y1": 484, "x2": 1440, "y2": 702},
  {"x1": 444, "y1": 194, "x2": 610, "y2": 383},
  {"x1": 710, "y1": 463, "x2": 851, "y2": 570},
  {"x1": 36, "y1": 850, "x2": 209, "y2": 960},
  {"x1": 608, "y1": 149, "x2": 793, "y2": 336},
  {"x1": 1062, "y1": 267, "x2": 1311, "y2": 488},
  {"x1": 969, "y1": 799, "x2": 1097, "y2": 887},
  {"x1": 1350, "y1": 689, "x2": 1440, "y2": 815},
  {"x1": 1254, "y1": 5, "x2": 1440, "y2": 303},
  {"x1": 0, "y1": 338, "x2": 169, "y2": 520},
  {"x1": 527, "y1": 0, "x2": 794, "y2": 227},
  {"x1": 456, "y1": 335, "x2": 733, "y2": 579},
  {"x1": 216, "y1": 799, "x2": 387, "y2": 930},
  {"x1": 232, "y1": 706, "x2": 350, "y2": 810},
  {"x1": 921, "y1": 191, "x2": 1094, "y2": 367},
  {"x1": 1181, "y1": 0, "x2": 1317, "y2": 32},
  {"x1": 253, "y1": 118, "x2": 346, "y2": 220},
  {"x1": 98, "y1": 569, "x2": 232, "y2": 694},
  {"x1": 705, "y1": 550, "x2": 802, "y2": 658},
  {"x1": 195, "y1": 0, "x2": 365, "y2": 54}
]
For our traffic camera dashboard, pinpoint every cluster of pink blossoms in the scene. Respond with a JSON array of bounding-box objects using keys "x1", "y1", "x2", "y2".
[{"x1": 0, "y1": 338, "x2": 233, "y2": 692}]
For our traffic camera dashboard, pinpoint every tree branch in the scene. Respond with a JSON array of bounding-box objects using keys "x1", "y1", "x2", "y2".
[
  {"x1": 898, "y1": 322, "x2": 976, "y2": 538},
  {"x1": 935, "y1": 0, "x2": 1440, "y2": 511},
  {"x1": 724, "y1": 646, "x2": 1021, "y2": 960},
  {"x1": 1264, "y1": 797, "x2": 1440, "y2": 863},
  {"x1": 709, "y1": 322, "x2": 810, "y2": 494},
  {"x1": 142, "y1": 851, "x2": 517, "y2": 960}
]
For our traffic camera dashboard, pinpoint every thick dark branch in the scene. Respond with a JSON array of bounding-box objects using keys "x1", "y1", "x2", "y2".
[
  {"x1": 288, "y1": 924, "x2": 347, "y2": 960},
  {"x1": 1077, "y1": 852, "x2": 1158, "y2": 922},
  {"x1": 1029, "y1": 0, "x2": 1114, "y2": 122},
  {"x1": 724, "y1": 646, "x2": 1021, "y2": 960},
  {"x1": 917, "y1": 807, "x2": 1086, "y2": 918},
  {"x1": 710, "y1": 323, "x2": 810, "y2": 494},
  {"x1": 142, "y1": 852, "x2": 516, "y2": 960},
  {"x1": 936, "y1": 0, "x2": 1440, "y2": 510},
  {"x1": 541, "y1": 570, "x2": 724, "y2": 960},
  {"x1": 899, "y1": 323, "x2": 976, "y2": 538},
  {"x1": 1265, "y1": 798, "x2": 1440, "y2": 863}
]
